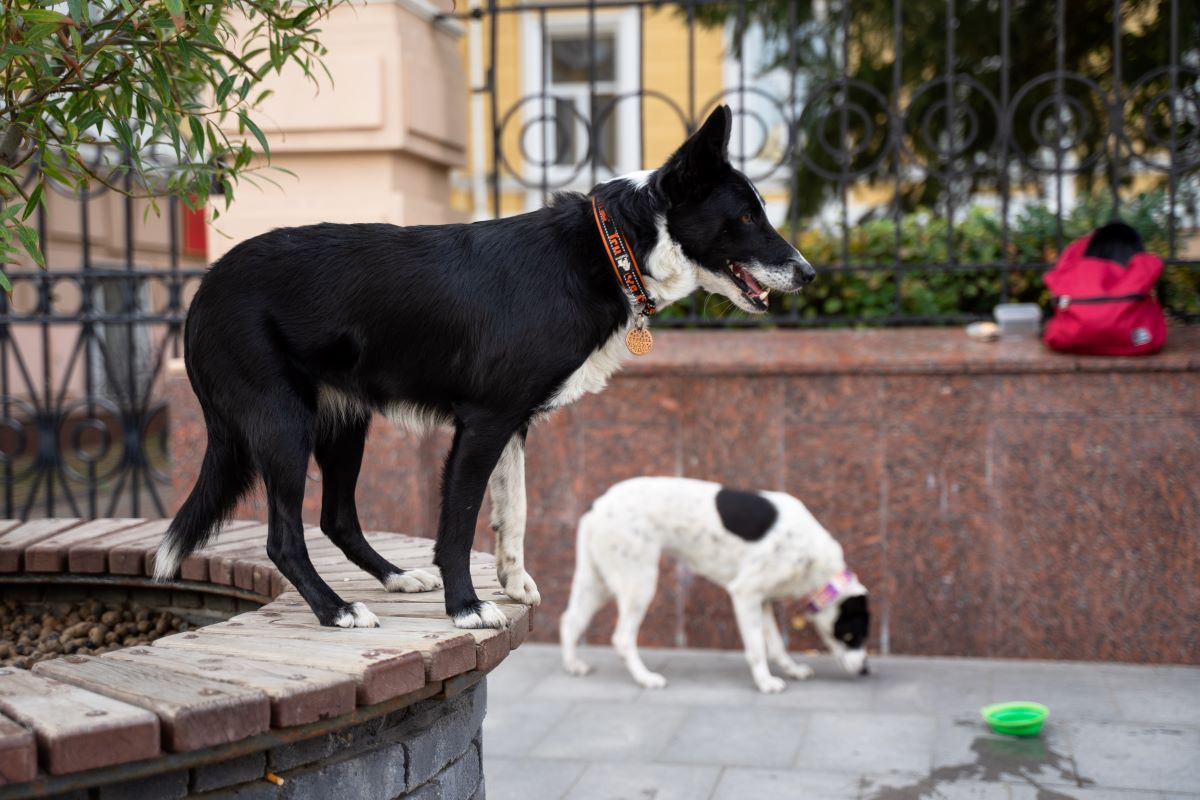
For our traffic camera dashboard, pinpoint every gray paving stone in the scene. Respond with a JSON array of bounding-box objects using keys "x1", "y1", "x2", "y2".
[
  {"x1": 871, "y1": 658, "x2": 996, "y2": 716},
  {"x1": 1008, "y1": 787, "x2": 1168, "y2": 800},
  {"x1": 860, "y1": 774, "x2": 1013, "y2": 800},
  {"x1": 483, "y1": 698, "x2": 573, "y2": 758},
  {"x1": 1067, "y1": 722, "x2": 1200, "y2": 793},
  {"x1": 563, "y1": 762, "x2": 720, "y2": 800},
  {"x1": 531, "y1": 702, "x2": 687, "y2": 762},
  {"x1": 932, "y1": 714, "x2": 1077, "y2": 779},
  {"x1": 711, "y1": 767, "x2": 860, "y2": 800},
  {"x1": 990, "y1": 667, "x2": 1120, "y2": 722},
  {"x1": 659, "y1": 706, "x2": 807, "y2": 768},
  {"x1": 1108, "y1": 674, "x2": 1200, "y2": 726},
  {"x1": 484, "y1": 757, "x2": 587, "y2": 800},
  {"x1": 796, "y1": 711, "x2": 935, "y2": 775}
]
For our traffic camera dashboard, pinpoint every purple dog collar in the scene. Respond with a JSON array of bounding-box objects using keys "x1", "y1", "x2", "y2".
[{"x1": 803, "y1": 568, "x2": 857, "y2": 614}]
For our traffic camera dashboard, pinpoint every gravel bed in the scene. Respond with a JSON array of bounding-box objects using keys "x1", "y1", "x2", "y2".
[{"x1": 0, "y1": 598, "x2": 192, "y2": 669}]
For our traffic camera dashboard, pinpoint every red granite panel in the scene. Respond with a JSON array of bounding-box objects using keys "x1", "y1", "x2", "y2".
[
  {"x1": 784, "y1": 375, "x2": 886, "y2": 424},
  {"x1": 882, "y1": 414, "x2": 995, "y2": 657},
  {"x1": 678, "y1": 377, "x2": 786, "y2": 490},
  {"x1": 783, "y1": 421, "x2": 886, "y2": 650},
  {"x1": 990, "y1": 417, "x2": 1200, "y2": 664},
  {"x1": 682, "y1": 573, "x2": 740, "y2": 649},
  {"x1": 994, "y1": 372, "x2": 1200, "y2": 417},
  {"x1": 886, "y1": 512, "x2": 997, "y2": 657}
]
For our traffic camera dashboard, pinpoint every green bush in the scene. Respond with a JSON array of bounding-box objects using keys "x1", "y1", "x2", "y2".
[{"x1": 661, "y1": 191, "x2": 1198, "y2": 324}]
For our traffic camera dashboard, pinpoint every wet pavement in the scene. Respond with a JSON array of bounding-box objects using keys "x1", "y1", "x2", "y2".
[{"x1": 482, "y1": 643, "x2": 1200, "y2": 800}]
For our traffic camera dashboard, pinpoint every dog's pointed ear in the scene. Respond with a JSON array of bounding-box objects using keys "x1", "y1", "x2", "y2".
[{"x1": 656, "y1": 105, "x2": 732, "y2": 205}]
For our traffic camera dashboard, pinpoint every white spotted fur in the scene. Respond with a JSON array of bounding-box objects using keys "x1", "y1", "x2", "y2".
[{"x1": 559, "y1": 477, "x2": 868, "y2": 693}]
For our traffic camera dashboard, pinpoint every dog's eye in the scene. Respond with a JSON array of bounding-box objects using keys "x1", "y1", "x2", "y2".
[{"x1": 739, "y1": 212, "x2": 753, "y2": 224}]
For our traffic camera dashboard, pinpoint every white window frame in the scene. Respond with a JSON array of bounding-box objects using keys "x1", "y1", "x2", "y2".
[{"x1": 520, "y1": 10, "x2": 641, "y2": 208}]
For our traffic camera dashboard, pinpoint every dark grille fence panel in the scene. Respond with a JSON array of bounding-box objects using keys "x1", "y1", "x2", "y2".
[
  {"x1": 451, "y1": 0, "x2": 1199, "y2": 326},
  {"x1": 1, "y1": 171, "x2": 206, "y2": 520}
]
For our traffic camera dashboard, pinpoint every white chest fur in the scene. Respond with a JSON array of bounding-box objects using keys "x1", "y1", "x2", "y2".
[{"x1": 544, "y1": 324, "x2": 632, "y2": 410}]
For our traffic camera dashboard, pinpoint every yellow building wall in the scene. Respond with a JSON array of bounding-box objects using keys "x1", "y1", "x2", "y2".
[{"x1": 454, "y1": 2, "x2": 727, "y2": 217}]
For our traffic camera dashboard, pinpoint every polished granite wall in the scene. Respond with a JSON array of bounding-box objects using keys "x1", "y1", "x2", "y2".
[{"x1": 167, "y1": 329, "x2": 1200, "y2": 664}]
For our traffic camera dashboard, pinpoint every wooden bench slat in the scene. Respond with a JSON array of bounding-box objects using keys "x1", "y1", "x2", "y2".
[
  {"x1": 104, "y1": 647, "x2": 356, "y2": 729},
  {"x1": 152, "y1": 631, "x2": 425, "y2": 706},
  {"x1": 241, "y1": 608, "x2": 511, "y2": 672},
  {"x1": 271, "y1": 593, "x2": 532, "y2": 651},
  {"x1": 24, "y1": 518, "x2": 146, "y2": 573},
  {"x1": 178, "y1": 521, "x2": 264, "y2": 580},
  {"x1": 66, "y1": 518, "x2": 173, "y2": 573},
  {"x1": 33, "y1": 655, "x2": 270, "y2": 752},
  {"x1": 0, "y1": 519, "x2": 83, "y2": 572},
  {"x1": 200, "y1": 615, "x2": 476, "y2": 682},
  {"x1": 0, "y1": 667, "x2": 160, "y2": 775},
  {"x1": 0, "y1": 712, "x2": 35, "y2": 786},
  {"x1": 145, "y1": 520, "x2": 265, "y2": 579}
]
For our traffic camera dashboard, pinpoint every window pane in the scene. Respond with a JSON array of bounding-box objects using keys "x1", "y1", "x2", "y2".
[
  {"x1": 594, "y1": 93, "x2": 617, "y2": 168},
  {"x1": 550, "y1": 35, "x2": 615, "y2": 83},
  {"x1": 553, "y1": 97, "x2": 576, "y2": 166}
]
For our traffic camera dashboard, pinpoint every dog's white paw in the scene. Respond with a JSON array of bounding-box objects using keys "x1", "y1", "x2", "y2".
[
  {"x1": 452, "y1": 601, "x2": 509, "y2": 630},
  {"x1": 384, "y1": 569, "x2": 442, "y2": 593},
  {"x1": 502, "y1": 570, "x2": 541, "y2": 607},
  {"x1": 782, "y1": 662, "x2": 815, "y2": 681},
  {"x1": 755, "y1": 675, "x2": 787, "y2": 694},
  {"x1": 635, "y1": 671, "x2": 668, "y2": 690},
  {"x1": 562, "y1": 657, "x2": 593, "y2": 677},
  {"x1": 333, "y1": 602, "x2": 379, "y2": 629}
]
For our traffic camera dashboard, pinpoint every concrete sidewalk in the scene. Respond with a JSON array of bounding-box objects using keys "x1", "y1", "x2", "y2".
[{"x1": 482, "y1": 643, "x2": 1199, "y2": 800}]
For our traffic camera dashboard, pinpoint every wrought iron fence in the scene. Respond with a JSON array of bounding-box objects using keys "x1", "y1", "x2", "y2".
[
  {"x1": 0, "y1": 172, "x2": 206, "y2": 520},
  {"x1": 450, "y1": 0, "x2": 1200, "y2": 325}
]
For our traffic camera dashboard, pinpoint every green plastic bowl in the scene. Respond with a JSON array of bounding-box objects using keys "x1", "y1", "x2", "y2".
[{"x1": 980, "y1": 702, "x2": 1049, "y2": 737}]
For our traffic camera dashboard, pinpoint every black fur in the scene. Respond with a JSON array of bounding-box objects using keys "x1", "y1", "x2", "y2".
[
  {"x1": 160, "y1": 106, "x2": 813, "y2": 627},
  {"x1": 1084, "y1": 221, "x2": 1144, "y2": 266},
  {"x1": 834, "y1": 594, "x2": 871, "y2": 674},
  {"x1": 715, "y1": 488, "x2": 778, "y2": 542}
]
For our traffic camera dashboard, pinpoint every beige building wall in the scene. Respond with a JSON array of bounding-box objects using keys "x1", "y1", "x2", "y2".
[{"x1": 207, "y1": 0, "x2": 468, "y2": 261}]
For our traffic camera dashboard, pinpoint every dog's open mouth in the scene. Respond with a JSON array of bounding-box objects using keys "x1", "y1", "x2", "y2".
[{"x1": 724, "y1": 260, "x2": 769, "y2": 311}]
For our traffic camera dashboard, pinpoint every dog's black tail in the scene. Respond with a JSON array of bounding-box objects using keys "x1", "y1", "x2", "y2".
[{"x1": 154, "y1": 417, "x2": 255, "y2": 580}]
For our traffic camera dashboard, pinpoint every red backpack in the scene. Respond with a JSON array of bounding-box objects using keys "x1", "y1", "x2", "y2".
[{"x1": 1042, "y1": 233, "x2": 1166, "y2": 356}]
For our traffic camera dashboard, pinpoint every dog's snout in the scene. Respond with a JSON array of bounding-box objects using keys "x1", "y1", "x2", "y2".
[{"x1": 791, "y1": 257, "x2": 815, "y2": 287}]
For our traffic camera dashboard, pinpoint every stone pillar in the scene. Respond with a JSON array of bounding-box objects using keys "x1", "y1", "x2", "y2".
[{"x1": 207, "y1": 0, "x2": 466, "y2": 261}]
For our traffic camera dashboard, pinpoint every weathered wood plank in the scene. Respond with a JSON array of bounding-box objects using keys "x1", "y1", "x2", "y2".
[
  {"x1": 105, "y1": 647, "x2": 356, "y2": 729},
  {"x1": 66, "y1": 518, "x2": 172, "y2": 573},
  {"x1": 24, "y1": 518, "x2": 145, "y2": 573},
  {"x1": 0, "y1": 667, "x2": 159, "y2": 775},
  {"x1": 33, "y1": 655, "x2": 269, "y2": 752},
  {"x1": 272, "y1": 592, "x2": 531, "y2": 650},
  {"x1": 174, "y1": 523, "x2": 270, "y2": 584},
  {"x1": 0, "y1": 713, "x2": 35, "y2": 786},
  {"x1": 199, "y1": 615, "x2": 476, "y2": 682},
  {"x1": 242, "y1": 609, "x2": 511, "y2": 672},
  {"x1": 0, "y1": 519, "x2": 83, "y2": 572},
  {"x1": 178, "y1": 521, "x2": 263, "y2": 580},
  {"x1": 153, "y1": 631, "x2": 425, "y2": 706}
]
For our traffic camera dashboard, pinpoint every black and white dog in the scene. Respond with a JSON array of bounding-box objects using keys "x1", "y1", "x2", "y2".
[
  {"x1": 156, "y1": 106, "x2": 813, "y2": 630},
  {"x1": 561, "y1": 478, "x2": 870, "y2": 693}
]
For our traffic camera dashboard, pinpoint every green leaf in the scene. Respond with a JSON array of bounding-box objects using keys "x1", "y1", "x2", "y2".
[
  {"x1": 0, "y1": 269, "x2": 11, "y2": 294},
  {"x1": 67, "y1": 0, "x2": 85, "y2": 25},
  {"x1": 238, "y1": 112, "x2": 270, "y2": 157},
  {"x1": 22, "y1": 183, "x2": 44, "y2": 221},
  {"x1": 163, "y1": 0, "x2": 186, "y2": 30},
  {"x1": 16, "y1": 224, "x2": 44, "y2": 267}
]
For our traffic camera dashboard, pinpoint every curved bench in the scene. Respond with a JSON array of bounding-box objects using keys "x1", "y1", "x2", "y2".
[{"x1": 0, "y1": 518, "x2": 529, "y2": 799}]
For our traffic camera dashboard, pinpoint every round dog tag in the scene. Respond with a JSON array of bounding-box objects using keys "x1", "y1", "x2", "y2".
[{"x1": 625, "y1": 327, "x2": 653, "y2": 356}]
